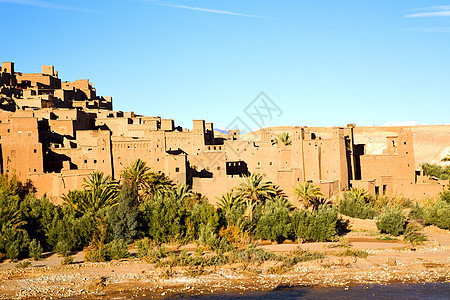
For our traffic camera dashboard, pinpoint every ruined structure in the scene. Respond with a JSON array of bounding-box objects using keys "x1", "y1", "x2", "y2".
[{"x1": 0, "y1": 62, "x2": 447, "y2": 204}]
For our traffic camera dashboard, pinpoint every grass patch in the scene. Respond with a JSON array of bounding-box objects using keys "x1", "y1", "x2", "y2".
[
  {"x1": 330, "y1": 249, "x2": 369, "y2": 259},
  {"x1": 16, "y1": 261, "x2": 32, "y2": 268}
]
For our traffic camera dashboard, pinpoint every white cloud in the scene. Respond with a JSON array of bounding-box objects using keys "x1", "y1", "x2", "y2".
[
  {"x1": 145, "y1": 0, "x2": 264, "y2": 18},
  {"x1": 405, "y1": 5, "x2": 450, "y2": 18}
]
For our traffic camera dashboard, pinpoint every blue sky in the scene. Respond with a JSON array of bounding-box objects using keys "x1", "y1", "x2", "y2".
[{"x1": 1, "y1": 0, "x2": 450, "y2": 129}]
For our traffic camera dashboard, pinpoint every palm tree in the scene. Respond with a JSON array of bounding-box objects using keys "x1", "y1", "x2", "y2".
[
  {"x1": 293, "y1": 181, "x2": 324, "y2": 209},
  {"x1": 173, "y1": 183, "x2": 193, "y2": 204},
  {"x1": 141, "y1": 172, "x2": 173, "y2": 200},
  {"x1": 63, "y1": 172, "x2": 119, "y2": 213},
  {"x1": 121, "y1": 159, "x2": 152, "y2": 190},
  {"x1": 269, "y1": 195, "x2": 296, "y2": 211},
  {"x1": 271, "y1": 132, "x2": 292, "y2": 146},
  {"x1": 308, "y1": 197, "x2": 330, "y2": 211},
  {"x1": 441, "y1": 152, "x2": 450, "y2": 162},
  {"x1": 61, "y1": 190, "x2": 86, "y2": 212},
  {"x1": 349, "y1": 187, "x2": 370, "y2": 202},
  {"x1": 235, "y1": 173, "x2": 277, "y2": 220},
  {"x1": 216, "y1": 192, "x2": 244, "y2": 212},
  {"x1": 278, "y1": 132, "x2": 292, "y2": 146}
]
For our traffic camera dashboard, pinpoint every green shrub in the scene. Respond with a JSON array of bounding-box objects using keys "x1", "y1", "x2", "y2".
[
  {"x1": 16, "y1": 261, "x2": 32, "y2": 268},
  {"x1": 338, "y1": 197, "x2": 376, "y2": 219},
  {"x1": 404, "y1": 221, "x2": 426, "y2": 244},
  {"x1": 199, "y1": 223, "x2": 230, "y2": 252},
  {"x1": 376, "y1": 207, "x2": 405, "y2": 236},
  {"x1": 141, "y1": 192, "x2": 185, "y2": 243},
  {"x1": 185, "y1": 200, "x2": 219, "y2": 242},
  {"x1": 254, "y1": 197, "x2": 293, "y2": 243},
  {"x1": 19, "y1": 195, "x2": 57, "y2": 251},
  {"x1": 283, "y1": 246, "x2": 325, "y2": 264},
  {"x1": 293, "y1": 205, "x2": 339, "y2": 242},
  {"x1": 408, "y1": 202, "x2": 425, "y2": 220},
  {"x1": 28, "y1": 239, "x2": 43, "y2": 261},
  {"x1": 106, "y1": 239, "x2": 129, "y2": 260},
  {"x1": 422, "y1": 163, "x2": 450, "y2": 180},
  {"x1": 136, "y1": 237, "x2": 153, "y2": 258},
  {"x1": 332, "y1": 249, "x2": 369, "y2": 258},
  {"x1": 47, "y1": 209, "x2": 97, "y2": 254},
  {"x1": 61, "y1": 256, "x2": 74, "y2": 265},
  {"x1": 84, "y1": 246, "x2": 109, "y2": 262},
  {"x1": 55, "y1": 240, "x2": 71, "y2": 257},
  {"x1": 228, "y1": 244, "x2": 277, "y2": 264},
  {"x1": 0, "y1": 227, "x2": 31, "y2": 260},
  {"x1": 107, "y1": 183, "x2": 140, "y2": 243},
  {"x1": 424, "y1": 200, "x2": 450, "y2": 229}
]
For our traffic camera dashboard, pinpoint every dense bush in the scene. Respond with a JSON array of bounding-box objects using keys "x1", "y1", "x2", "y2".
[
  {"x1": 107, "y1": 183, "x2": 140, "y2": 243},
  {"x1": 140, "y1": 191, "x2": 186, "y2": 243},
  {"x1": 254, "y1": 197, "x2": 293, "y2": 243},
  {"x1": 293, "y1": 205, "x2": 340, "y2": 242},
  {"x1": 107, "y1": 239, "x2": 130, "y2": 260},
  {"x1": 424, "y1": 200, "x2": 450, "y2": 229},
  {"x1": 338, "y1": 194, "x2": 376, "y2": 219},
  {"x1": 439, "y1": 190, "x2": 450, "y2": 204},
  {"x1": 376, "y1": 207, "x2": 406, "y2": 236},
  {"x1": 0, "y1": 227, "x2": 31, "y2": 260},
  {"x1": 29, "y1": 239, "x2": 43, "y2": 261},
  {"x1": 408, "y1": 202, "x2": 425, "y2": 220},
  {"x1": 84, "y1": 239, "x2": 130, "y2": 262},
  {"x1": 403, "y1": 221, "x2": 426, "y2": 244},
  {"x1": 185, "y1": 200, "x2": 219, "y2": 242},
  {"x1": 422, "y1": 163, "x2": 450, "y2": 180}
]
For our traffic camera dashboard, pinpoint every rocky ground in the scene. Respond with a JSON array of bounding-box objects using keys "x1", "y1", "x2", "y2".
[{"x1": 0, "y1": 224, "x2": 449, "y2": 299}]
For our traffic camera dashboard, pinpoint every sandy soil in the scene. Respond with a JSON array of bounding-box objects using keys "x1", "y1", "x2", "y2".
[{"x1": 0, "y1": 222, "x2": 449, "y2": 299}]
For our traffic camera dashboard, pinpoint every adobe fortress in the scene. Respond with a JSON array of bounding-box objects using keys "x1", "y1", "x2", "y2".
[{"x1": 0, "y1": 62, "x2": 447, "y2": 204}]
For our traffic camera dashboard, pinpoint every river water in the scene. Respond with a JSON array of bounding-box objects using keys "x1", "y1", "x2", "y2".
[{"x1": 166, "y1": 282, "x2": 450, "y2": 299}]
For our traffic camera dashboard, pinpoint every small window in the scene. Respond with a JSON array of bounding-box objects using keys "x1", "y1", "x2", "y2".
[
  {"x1": 257, "y1": 161, "x2": 261, "y2": 166},
  {"x1": 33, "y1": 169, "x2": 36, "y2": 172},
  {"x1": 7, "y1": 129, "x2": 10, "y2": 133},
  {"x1": 157, "y1": 158, "x2": 160, "y2": 162},
  {"x1": 84, "y1": 159, "x2": 87, "y2": 163},
  {"x1": 34, "y1": 149, "x2": 37, "y2": 153},
  {"x1": 28, "y1": 132, "x2": 31, "y2": 136},
  {"x1": 217, "y1": 166, "x2": 220, "y2": 170},
  {"x1": 94, "y1": 160, "x2": 97, "y2": 163},
  {"x1": 175, "y1": 167, "x2": 180, "y2": 172},
  {"x1": 269, "y1": 162, "x2": 273, "y2": 166}
]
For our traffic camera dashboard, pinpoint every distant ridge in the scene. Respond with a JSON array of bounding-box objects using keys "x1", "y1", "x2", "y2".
[{"x1": 382, "y1": 121, "x2": 427, "y2": 127}]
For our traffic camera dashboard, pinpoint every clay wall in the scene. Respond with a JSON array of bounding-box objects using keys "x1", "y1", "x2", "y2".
[{"x1": 0, "y1": 117, "x2": 43, "y2": 180}]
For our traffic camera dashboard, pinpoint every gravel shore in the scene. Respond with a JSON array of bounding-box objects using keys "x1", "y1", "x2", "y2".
[{"x1": 0, "y1": 239, "x2": 449, "y2": 299}]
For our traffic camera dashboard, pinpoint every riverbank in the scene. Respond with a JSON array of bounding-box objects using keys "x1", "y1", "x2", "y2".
[{"x1": 0, "y1": 225, "x2": 449, "y2": 299}]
